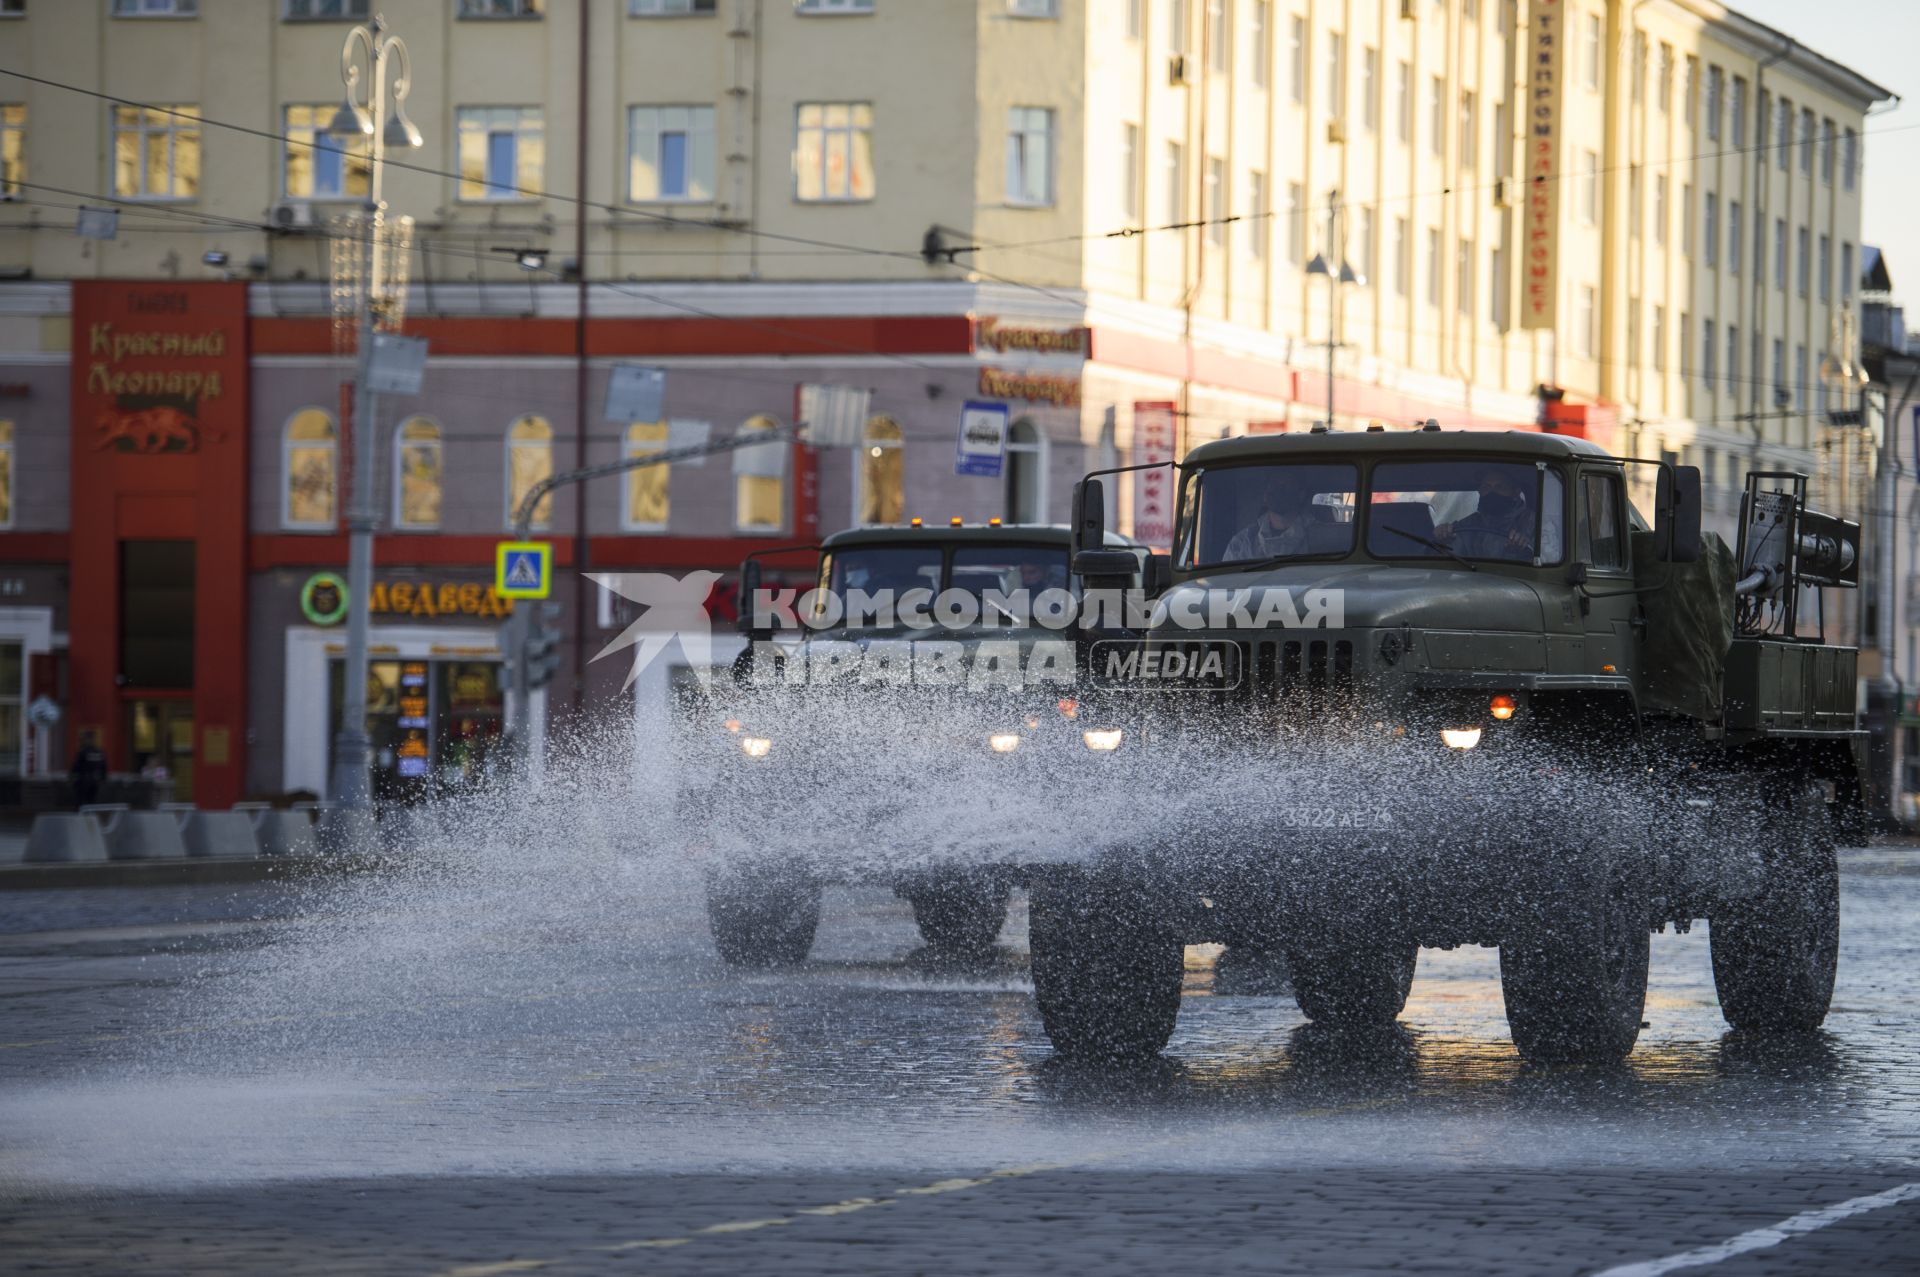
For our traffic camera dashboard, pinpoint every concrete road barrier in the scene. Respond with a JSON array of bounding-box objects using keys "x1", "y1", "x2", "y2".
[
  {"x1": 23, "y1": 812, "x2": 110, "y2": 864},
  {"x1": 104, "y1": 810, "x2": 189, "y2": 861},
  {"x1": 253, "y1": 809, "x2": 319, "y2": 858},
  {"x1": 315, "y1": 806, "x2": 381, "y2": 856},
  {"x1": 180, "y1": 810, "x2": 261, "y2": 859}
]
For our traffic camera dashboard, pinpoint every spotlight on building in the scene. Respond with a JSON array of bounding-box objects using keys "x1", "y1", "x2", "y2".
[{"x1": 202, "y1": 250, "x2": 230, "y2": 268}]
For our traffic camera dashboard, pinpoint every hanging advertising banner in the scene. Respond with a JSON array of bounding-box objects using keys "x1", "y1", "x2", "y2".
[
  {"x1": 1133, "y1": 401, "x2": 1178, "y2": 547},
  {"x1": 1521, "y1": 0, "x2": 1566, "y2": 330},
  {"x1": 605, "y1": 364, "x2": 666, "y2": 423},
  {"x1": 956, "y1": 400, "x2": 1010, "y2": 477}
]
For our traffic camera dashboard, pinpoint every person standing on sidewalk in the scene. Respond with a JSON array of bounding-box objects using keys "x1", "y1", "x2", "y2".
[{"x1": 69, "y1": 730, "x2": 107, "y2": 809}]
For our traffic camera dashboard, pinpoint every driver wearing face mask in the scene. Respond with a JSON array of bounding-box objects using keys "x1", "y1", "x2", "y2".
[{"x1": 1436, "y1": 470, "x2": 1559, "y2": 561}]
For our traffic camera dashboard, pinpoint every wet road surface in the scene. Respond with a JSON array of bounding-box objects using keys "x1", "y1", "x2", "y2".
[{"x1": 0, "y1": 848, "x2": 1916, "y2": 1274}]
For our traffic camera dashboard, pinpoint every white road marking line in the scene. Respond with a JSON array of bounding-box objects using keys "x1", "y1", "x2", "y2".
[{"x1": 1591, "y1": 1180, "x2": 1920, "y2": 1277}]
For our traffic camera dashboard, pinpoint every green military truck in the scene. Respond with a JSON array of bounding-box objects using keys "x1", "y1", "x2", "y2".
[
  {"x1": 1041, "y1": 425, "x2": 1863, "y2": 1064},
  {"x1": 691, "y1": 520, "x2": 1146, "y2": 967}
]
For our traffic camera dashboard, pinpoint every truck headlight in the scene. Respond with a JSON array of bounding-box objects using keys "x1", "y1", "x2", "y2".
[
  {"x1": 740, "y1": 735, "x2": 773, "y2": 758},
  {"x1": 1440, "y1": 728, "x2": 1482, "y2": 750},
  {"x1": 988, "y1": 733, "x2": 1022, "y2": 753},
  {"x1": 1082, "y1": 728, "x2": 1124, "y2": 752}
]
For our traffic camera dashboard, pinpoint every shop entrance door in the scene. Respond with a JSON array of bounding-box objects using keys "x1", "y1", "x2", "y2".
[{"x1": 127, "y1": 698, "x2": 194, "y2": 802}]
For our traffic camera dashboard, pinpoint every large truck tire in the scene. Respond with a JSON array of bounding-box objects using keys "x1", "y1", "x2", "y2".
[
  {"x1": 1498, "y1": 840, "x2": 1651, "y2": 1064},
  {"x1": 1711, "y1": 779, "x2": 1840, "y2": 1031},
  {"x1": 904, "y1": 873, "x2": 1011, "y2": 959},
  {"x1": 1028, "y1": 872, "x2": 1183, "y2": 1063},
  {"x1": 706, "y1": 864, "x2": 821, "y2": 968},
  {"x1": 1287, "y1": 932, "x2": 1418, "y2": 1027}
]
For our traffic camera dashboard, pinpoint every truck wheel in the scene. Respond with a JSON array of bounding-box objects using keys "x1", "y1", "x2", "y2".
[
  {"x1": 706, "y1": 865, "x2": 821, "y2": 968},
  {"x1": 1710, "y1": 780, "x2": 1840, "y2": 1031},
  {"x1": 904, "y1": 874, "x2": 1011, "y2": 959},
  {"x1": 1028, "y1": 873, "x2": 1183, "y2": 1063},
  {"x1": 1287, "y1": 934, "x2": 1418, "y2": 1027},
  {"x1": 1498, "y1": 846, "x2": 1650, "y2": 1064}
]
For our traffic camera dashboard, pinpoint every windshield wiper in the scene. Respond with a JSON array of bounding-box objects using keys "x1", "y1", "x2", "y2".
[{"x1": 1381, "y1": 525, "x2": 1478, "y2": 571}]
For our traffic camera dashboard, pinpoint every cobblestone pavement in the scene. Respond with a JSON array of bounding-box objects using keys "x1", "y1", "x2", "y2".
[{"x1": 0, "y1": 848, "x2": 1915, "y2": 1274}]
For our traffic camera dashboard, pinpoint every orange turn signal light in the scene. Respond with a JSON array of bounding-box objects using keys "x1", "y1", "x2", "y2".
[
  {"x1": 989, "y1": 516, "x2": 1002, "y2": 526},
  {"x1": 910, "y1": 516, "x2": 923, "y2": 527},
  {"x1": 1057, "y1": 697, "x2": 1079, "y2": 719},
  {"x1": 1489, "y1": 695, "x2": 1516, "y2": 721},
  {"x1": 950, "y1": 516, "x2": 964, "y2": 526}
]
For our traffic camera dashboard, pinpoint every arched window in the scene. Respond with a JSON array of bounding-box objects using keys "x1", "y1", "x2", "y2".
[
  {"x1": 856, "y1": 414, "x2": 904, "y2": 525},
  {"x1": 1005, "y1": 418, "x2": 1048, "y2": 523},
  {"x1": 282, "y1": 409, "x2": 336, "y2": 530},
  {"x1": 394, "y1": 417, "x2": 443, "y2": 530},
  {"x1": 0, "y1": 420, "x2": 13, "y2": 530},
  {"x1": 623, "y1": 421, "x2": 669, "y2": 532},
  {"x1": 733, "y1": 414, "x2": 787, "y2": 532},
  {"x1": 505, "y1": 415, "x2": 553, "y2": 530}
]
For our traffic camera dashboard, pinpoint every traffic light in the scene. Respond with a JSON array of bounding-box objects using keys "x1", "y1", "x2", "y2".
[{"x1": 525, "y1": 601, "x2": 564, "y2": 690}]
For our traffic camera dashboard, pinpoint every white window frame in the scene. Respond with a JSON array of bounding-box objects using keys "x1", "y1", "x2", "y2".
[
  {"x1": 457, "y1": 0, "x2": 543, "y2": 17},
  {"x1": 1204, "y1": 156, "x2": 1226, "y2": 246},
  {"x1": 284, "y1": 0, "x2": 370, "y2": 18},
  {"x1": 795, "y1": 0, "x2": 873, "y2": 13},
  {"x1": 456, "y1": 106, "x2": 543, "y2": 202},
  {"x1": 1005, "y1": 419, "x2": 1050, "y2": 525},
  {"x1": 1250, "y1": 1, "x2": 1270, "y2": 89},
  {"x1": 794, "y1": 102, "x2": 875, "y2": 203},
  {"x1": 281, "y1": 409, "x2": 338, "y2": 531},
  {"x1": 732, "y1": 416, "x2": 789, "y2": 534},
  {"x1": 111, "y1": 104, "x2": 200, "y2": 201},
  {"x1": 111, "y1": 0, "x2": 198, "y2": 15},
  {"x1": 622, "y1": 421, "x2": 671, "y2": 534},
  {"x1": 1120, "y1": 122, "x2": 1140, "y2": 221},
  {"x1": 1246, "y1": 169, "x2": 1267, "y2": 260},
  {"x1": 1005, "y1": 106, "x2": 1055, "y2": 208},
  {"x1": 1008, "y1": 0, "x2": 1060, "y2": 19},
  {"x1": 504, "y1": 415, "x2": 554, "y2": 532},
  {"x1": 628, "y1": 105, "x2": 716, "y2": 204},
  {"x1": 1165, "y1": 141, "x2": 1187, "y2": 222},
  {"x1": 629, "y1": 0, "x2": 715, "y2": 13},
  {"x1": 283, "y1": 103, "x2": 371, "y2": 200}
]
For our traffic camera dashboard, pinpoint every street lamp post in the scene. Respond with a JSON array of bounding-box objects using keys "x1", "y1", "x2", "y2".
[
  {"x1": 1305, "y1": 190, "x2": 1359, "y2": 430},
  {"x1": 326, "y1": 18, "x2": 423, "y2": 817}
]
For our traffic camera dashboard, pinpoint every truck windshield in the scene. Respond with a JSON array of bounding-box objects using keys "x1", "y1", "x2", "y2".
[
  {"x1": 818, "y1": 545, "x2": 943, "y2": 625},
  {"x1": 1179, "y1": 463, "x2": 1359, "y2": 569},
  {"x1": 950, "y1": 546, "x2": 1074, "y2": 610},
  {"x1": 1368, "y1": 460, "x2": 1564, "y2": 564}
]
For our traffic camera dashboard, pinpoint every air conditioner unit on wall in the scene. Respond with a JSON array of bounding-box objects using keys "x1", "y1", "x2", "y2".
[
  {"x1": 1169, "y1": 54, "x2": 1192, "y2": 87},
  {"x1": 1400, "y1": 0, "x2": 1417, "y2": 18},
  {"x1": 270, "y1": 200, "x2": 316, "y2": 231},
  {"x1": 1493, "y1": 177, "x2": 1514, "y2": 207}
]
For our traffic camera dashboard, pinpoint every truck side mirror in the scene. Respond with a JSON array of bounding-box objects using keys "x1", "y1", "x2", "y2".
[
  {"x1": 1070, "y1": 476, "x2": 1106, "y2": 557},
  {"x1": 1655, "y1": 465, "x2": 1703, "y2": 563},
  {"x1": 1143, "y1": 552, "x2": 1173, "y2": 597},
  {"x1": 737, "y1": 558, "x2": 772, "y2": 640}
]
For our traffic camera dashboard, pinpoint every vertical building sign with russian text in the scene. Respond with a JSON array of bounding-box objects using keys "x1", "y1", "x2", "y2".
[
  {"x1": 1521, "y1": 0, "x2": 1564, "y2": 330},
  {"x1": 1133, "y1": 402, "x2": 1178, "y2": 547}
]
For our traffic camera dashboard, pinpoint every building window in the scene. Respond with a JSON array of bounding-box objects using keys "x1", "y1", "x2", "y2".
[
  {"x1": 1706, "y1": 65, "x2": 1722, "y2": 141},
  {"x1": 1702, "y1": 318, "x2": 1716, "y2": 390},
  {"x1": 1820, "y1": 118, "x2": 1835, "y2": 184},
  {"x1": 1731, "y1": 76, "x2": 1747, "y2": 147},
  {"x1": 1009, "y1": 0, "x2": 1059, "y2": 16},
  {"x1": 1204, "y1": 156, "x2": 1225, "y2": 245},
  {"x1": 1728, "y1": 200, "x2": 1741, "y2": 275},
  {"x1": 1459, "y1": 91, "x2": 1477, "y2": 169},
  {"x1": 1492, "y1": 99, "x2": 1510, "y2": 180},
  {"x1": 1126, "y1": 0, "x2": 1143, "y2": 39},
  {"x1": 1758, "y1": 89, "x2": 1771, "y2": 151},
  {"x1": 1653, "y1": 174, "x2": 1667, "y2": 245},
  {"x1": 1653, "y1": 305, "x2": 1666, "y2": 372},
  {"x1": 734, "y1": 415, "x2": 787, "y2": 532},
  {"x1": 1392, "y1": 215, "x2": 1408, "y2": 296},
  {"x1": 1656, "y1": 42, "x2": 1672, "y2": 114},
  {"x1": 283, "y1": 409, "x2": 336, "y2": 529},
  {"x1": 111, "y1": 0, "x2": 197, "y2": 14},
  {"x1": 1577, "y1": 285, "x2": 1596, "y2": 357},
  {"x1": 1456, "y1": 237, "x2": 1474, "y2": 316},
  {"x1": 1490, "y1": 243, "x2": 1508, "y2": 329},
  {"x1": 1842, "y1": 241, "x2": 1855, "y2": 302},
  {"x1": 1326, "y1": 32, "x2": 1345, "y2": 118},
  {"x1": 1250, "y1": 1, "x2": 1270, "y2": 88},
  {"x1": 629, "y1": 106, "x2": 714, "y2": 202},
  {"x1": 1207, "y1": 0, "x2": 1227, "y2": 70},
  {"x1": 1006, "y1": 107, "x2": 1054, "y2": 207},
  {"x1": 1580, "y1": 150, "x2": 1598, "y2": 224},
  {"x1": 1629, "y1": 165, "x2": 1642, "y2": 239},
  {"x1": 1777, "y1": 97, "x2": 1792, "y2": 169},
  {"x1": 1357, "y1": 205, "x2": 1375, "y2": 282},
  {"x1": 284, "y1": 104, "x2": 370, "y2": 199},
  {"x1": 1169, "y1": 0, "x2": 1188, "y2": 55},
  {"x1": 1703, "y1": 191, "x2": 1717, "y2": 266},
  {"x1": 795, "y1": 102, "x2": 875, "y2": 202},
  {"x1": 457, "y1": 107, "x2": 543, "y2": 200},
  {"x1": 856, "y1": 416, "x2": 903, "y2": 526},
  {"x1": 1166, "y1": 141, "x2": 1187, "y2": 221},
  {"x1": 1795, "y1": 345, "x2": 1808, "y2": 411},
  {"x1": 1120, "y1": 122, "x2": 1139, "y2": 220},
  {"x1": 1819, "y1": 233, "x2": 1832, "y2": 302},
  {"x1": 506, "y1": 415, "x2": 553, "y2": 530},
  {"x1": 1774, "y1": 217, "x2": 1786, "y2": 289},
  {"x1": 458, "y1": 0, "x2": 542, "y2": 15},
  {"x1": 631, "y1": 0, "x2": 717, "y2": 13},
  {"x1": 1682, "y1": 184, "x2": 1693, "y2": 253},
  {"x1": 1631, "y1": 30, "x2": 1646, "y2": 103},
  {"x1": 1683, "y1": 56, "x2": 1697, "y2": 127},
  {"x1": 1247, "y1": 170, "x2": 1267, "y2": 259},
  {"x1": 1361, "y1": 47, "x2": 1378, "y2": 132},
  {"x1": 1796, "y1": 225, "x2": 1811, "y2": 296},
  {"x1": 0, "y1": 420, "x2": 13, "y2": 529},
  {"x1": 1288, "y1": 182, "x2": 1305, "y2": 266},
  {"x1": 1727, "y1": 325, "x2": 1740, "y2": 395},
  {"x1": 1772, "y1": 338, "x2": 1786, "y2": 403},
  {"x1": 623, "y1": 422, "x2": 669, "y2": 532},
  {"x1": 1843, "y1": 127, "x2": 1858, "y2": 190},
  {"x1": 1395, "y1": 60, "x2": 1412, "y2": 144},
  {"x1": 1583, "y1": 13, "x2": 1601, "y2": 92},
  {"x1": 394, "y1": 418, "x2": 443, "y2": 530},
  {"x1": 285, "y1": 0, "x2": 370, "y2": 18},
  {"x1": 112, "y1": 105, "x2": 200, "y2": 200},
  {"x1": 1289, "y1": 17, "x2": 1307, "y2": 105},
  {"x1": 1428, "y1": 76, "x2": 1443, "y2": 157},
  {"x1": 0, "y1": 104, "x2": 22, "y2": 198},
  {"x1": 1425, "y1": 227, "x2": 1440, "y2": 307},
  {"x1": 796, "y1": 0, "x2": 872, "y2": 11},
  {"x1": 1799, "y1": 107, "x2": 1814, "y2": 174},
  {"x1": 1006, "y1": 419, "x2": 1048, "y2": 524}
]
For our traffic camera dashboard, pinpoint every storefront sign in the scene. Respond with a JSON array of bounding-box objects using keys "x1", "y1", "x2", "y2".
[
  {"x1": 1520, "y1": 0, "x2": 1566, "y2": 330},
  {"x1": 301, "y1": 572, "x2": 518, "y2": 624},
  {"x1": 1133, "y1": 402, "x2": 1178, "y2": 547},
  {"x1": 975, "y1": 318, "x2": 1089, "y2": 357},
  {"x1": 955, "y1": 400, "x2": 1010, "y2": 478},
  {"x1": 978, "y1": 367, "x2": 1081, "y2": 407}
]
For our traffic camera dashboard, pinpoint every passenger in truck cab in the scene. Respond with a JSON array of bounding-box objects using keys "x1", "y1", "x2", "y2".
[
  {"x1": 1223, "y1": 480, "x2": 1314, "y2": 563},
  {"x1": 1436, "y1": 468, "x2": 1560, "y2": 561}
]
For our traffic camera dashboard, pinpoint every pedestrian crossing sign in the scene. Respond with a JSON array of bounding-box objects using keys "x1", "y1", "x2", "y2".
[{"x1": 495, "y1": 541, "x2": 553, "y2": 600}]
